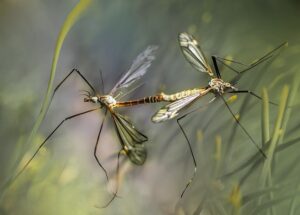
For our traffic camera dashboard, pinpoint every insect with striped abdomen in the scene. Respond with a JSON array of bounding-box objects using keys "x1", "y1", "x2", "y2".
[
  {"x1": 11, "y1": 45, "x2": 158, "y2": 207},
  {"x1": 151, "y1": 32, "x2": 287, "y2": 197}
]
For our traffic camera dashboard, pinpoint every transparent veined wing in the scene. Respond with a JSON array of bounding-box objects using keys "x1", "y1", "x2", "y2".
[
  {"x1": 110, "y1": 45, "x2": 158, "y2": 99},
  {"x1": 111, "y1": 112, "x2": 147, "y2": 165},
  {"x1": 152, "y1": 93, "x2": 201, "y2": 123},
  {"x1": 179, "y1": 32, "x2": 214, "y2": 77}
]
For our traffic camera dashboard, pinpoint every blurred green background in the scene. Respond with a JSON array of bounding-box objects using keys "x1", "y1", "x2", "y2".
[{"x1": 0, "y1": 0, "x2": 300, "y2": 214}]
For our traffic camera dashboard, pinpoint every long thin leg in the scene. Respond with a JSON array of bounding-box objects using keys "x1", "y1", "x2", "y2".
[
  {"x1": 214, "y1": 56, "x2": 248, "y2": 67},
  {"x1": 228, "y1": 90, "x2": 278, "y2": 106},
  {"x1": 214, "y1": 56, "x2": 244, "y2": 75},
  {"x1": 215, "y1": 54, "x2": 272, "y2": 78},
  {"x1": 11, "y1": 108, "x2": 100, "y2": 183},
  {"x1": 177, "y1": 115, "x2": 197, "y2": 198},
  {"x1": 219, "y1": 95, "x2": 266, "y2": 158},
  {"x1": 157, "y1": 101, "x2": 213, "y2": 158},
  {"x1": 52, "y1": 68, "x2": 96, "y2": 101},
  {"x1": 212, "y1": 56, "x2": 221, "y2": 79},
  {"x1": 175, "y1": 100, "x2": 214, "y2": 123},
  {"x1": 163, "y1": 100, "x2": 215, "y2": 192},
  {"x1": 235, "y1": 55, "x2": 273, "y2": 75},
  {"x1": 101, "y1": 150, "x2": 123, "y2": 208},
  {"x1": 231, "y1": 42, "x2": 287, "y2": 84},
  {"x1": 94, "y1": 109, "x2": 109, "y2": 182},
  {"x1": 213, "y1": 54, "x2": 270, "y2": 84},
  {"x1": 213, "y1": 42, "x2": 287, "y2": 85},
  {"x1": 247, "y1": 42, "x2": 287, "y2": 69}
]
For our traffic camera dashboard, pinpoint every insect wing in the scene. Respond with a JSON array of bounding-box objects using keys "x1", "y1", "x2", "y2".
[
  {"x1": 110, "y1": 45, "x2": 158, "y2": 98},
  {"x1": 152, "y1": 93, "x2": 201, "y2": 123},
  {"x1": 111, "y1": 112, "x2": 147, "y2": 165},
  {"x1": 179, "y1": 32, "x2": 213, "y2": 77}
]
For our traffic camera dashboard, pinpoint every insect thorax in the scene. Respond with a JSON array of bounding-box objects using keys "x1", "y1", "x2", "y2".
[
  {"x1": 99, "y1": 95, "x2": 117, "y2": 107},
  {"x1": 209, "y1": 78, "x2": 234, "y2": 94}
]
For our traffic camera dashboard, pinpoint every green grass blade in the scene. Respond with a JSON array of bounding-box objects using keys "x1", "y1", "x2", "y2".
[
  {"x1": 286, "y1": 75, "x2": 300, "y2": 215},
  {"x1": 261, "y1": 88, "x2": 270, "y2": 145},
  {"x1": 258, "y1": 85, "x2": 289, "y2": 213},
  {"x1": 260, "y1": 85, "x2": 289, "y2": 187},
  {"x1": 276, "y1": 136, "x2": 300, "y2": 152},
  {"x1": 27, "y1": 0, "x2": 93, "y2": 153},
  {"x1": 243, "y1": 177, "x2": 299, "y2": 205},
  {"x1": 220, "y1": 87, "x2": 271, "y2": 181},
  {"x1": 288, "y1": 182, "x2": 300, "y2": 215},
  {"x1": 250, "y1": 190, "x2": 300, "y2": 215},
  {"x1": 1, "y1": 0, "x2": 93, "y2": 197},
  {"x1": 277, "y1": 74, "x2": 299, "y2": 147}
]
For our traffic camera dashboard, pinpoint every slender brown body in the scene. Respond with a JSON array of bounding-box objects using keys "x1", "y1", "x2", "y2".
[
  {"x1": 115, "y1": 88, "x2": 209, "y2": 108},
  {"x1": 160, "y1": 88, "x2": 210, "y2": 101},
  {"x1": 115, "y1": 94, "x2": 164, "y2": 107}
]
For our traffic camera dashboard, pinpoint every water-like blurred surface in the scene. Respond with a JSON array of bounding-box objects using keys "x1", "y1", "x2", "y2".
[{"x1": 1, "y1": 1, "x2": 300, "y2": 214}]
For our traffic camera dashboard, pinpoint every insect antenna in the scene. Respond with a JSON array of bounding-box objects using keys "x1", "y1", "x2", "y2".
[
  {"x1": 79, "y1": 89, "x2": 91, "y2": 97},
  {"x1": 219, "y1": 95, "x2": 266, "y2": 158},
  {"x1": 99, "y1": 68, "x2": 105, "y2": 94}
]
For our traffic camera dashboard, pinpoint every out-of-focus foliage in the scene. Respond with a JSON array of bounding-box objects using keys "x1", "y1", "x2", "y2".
[
  {"x1": 24, "y1": 0, "x2": 93, "y2": 182},
  {"x1": 0, "y1": 1, "x2": 300, "y2": 215},
  {"x1": 0, "y1": 0, "x2": 93, "y2": 198}
]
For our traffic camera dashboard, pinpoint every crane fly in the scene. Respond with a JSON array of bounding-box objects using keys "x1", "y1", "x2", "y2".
[
  {"x1": 11, "y1": 45, "x2": 158, "y2": 207},
  {"x1": 150, "y1": 32, "x2": 287, "y2": 197},
  {"x1": 153, "y1": 32, "x2": 286, "y2": 124},
  {"x1": 108, "y1": 33, "x2": 285, "y2": 200}
]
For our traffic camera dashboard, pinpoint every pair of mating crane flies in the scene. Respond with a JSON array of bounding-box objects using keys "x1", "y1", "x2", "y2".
[{"x1": 14, "y1": 32, "x2": 286, "y2": 206}]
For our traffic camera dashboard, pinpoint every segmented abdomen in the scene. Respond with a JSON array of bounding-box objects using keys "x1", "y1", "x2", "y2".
[
  {"x1": 161, "y1": 88, "x2": 207, "y2": 101},
  {"x1": 115, "y1": 88, "x2": 208, "y2": 108},
  {"x1": 115, "y1": 94, "x2": 164, "y2": 107}
]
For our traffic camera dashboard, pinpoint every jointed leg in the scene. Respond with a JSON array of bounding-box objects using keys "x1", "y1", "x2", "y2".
[
  {"x1": 177, "y1": 114, "x2": 197, "y2": 198},
  {"x1": 219, "y1": 95, "x2": 266, "y2": 158},
  {"x1": 94, "y1": 109, "x2": 109, "y2": 183},
  {"x1": 213, "y1": 42, "x2": 287, "y2": 85},
  {"x1": 101, "y1": 150, "x2": 123, "y2": 208},
  {"x1": 12, "y1": 108, "x2": 100, "y2": 183},
  {"x1": 213, "y1": 54, "x2": 270, "y2": 78},
  {"x1": 171, "y1": 100, "x2": 214, "y2": 197},
  {"x1": 214, "y1": 56, "x2": 248, "y2": 67},
  {"x1": 228, "y1": 90, "x2": 278, "y2": 106},
  {"x1": 232, "y1": 43, "x2": 287, "y2": 84},
  {"x1": 213, "y1": 55, "x2": 245, "y2": 75},
  {"x1": 51, "y1": 68, "x2": 96, "y2": 101},
  {"x1": 246, "y1": 42, "x2": 288, "y2": 71},
  {"x1": 211, "y1": 56, "x2": 222, "y2": 78}
]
